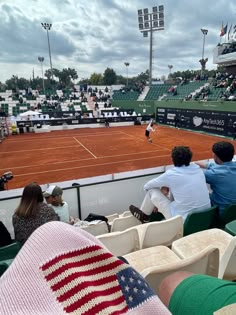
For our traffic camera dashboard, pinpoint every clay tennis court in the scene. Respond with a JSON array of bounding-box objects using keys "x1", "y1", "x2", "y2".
[{"x1": 0, "y1": 125, "x2": 234, "y2": 190}]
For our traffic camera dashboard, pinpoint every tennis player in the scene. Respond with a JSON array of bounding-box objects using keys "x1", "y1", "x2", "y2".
[{"x1": 145, "y1": 120, "x2": 155, "y2": 143}]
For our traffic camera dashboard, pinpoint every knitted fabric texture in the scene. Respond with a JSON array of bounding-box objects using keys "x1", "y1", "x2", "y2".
[{"x1": 0, "y1": 221, "x2": 170, "y2": 315}]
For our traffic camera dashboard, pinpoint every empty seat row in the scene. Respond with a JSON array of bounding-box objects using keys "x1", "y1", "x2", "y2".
[{"x1": 97, "y1": 215, "x2": 183, "y2": 256}]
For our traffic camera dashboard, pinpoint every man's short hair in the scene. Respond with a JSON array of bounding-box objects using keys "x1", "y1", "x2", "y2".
[
  {"x1": 171, "y1": 146, "x2": 192, "y2": 167},
  {"x1": 212, "y1": 141, "x2": 235, "y2": 162}
]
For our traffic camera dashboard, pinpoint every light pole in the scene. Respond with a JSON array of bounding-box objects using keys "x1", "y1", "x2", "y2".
[
  {"x1": 41, "y1": 22, "x2": 54, "y2": 80},
  {"x1": 124, "y1": 62, "x2": 130, "y2": 86},
  {"x1": 38, "y1": 57, "x2": 45, "y2": 94},
  {"x1": 200, "y1": 28, "x2": 208, "y2": 78},
  {"x1": 138, "y1": 5, "x2": 165, "y2": 87},
  {"x1": 168, "y1": 64, "x2": 173, "y2": 77}
]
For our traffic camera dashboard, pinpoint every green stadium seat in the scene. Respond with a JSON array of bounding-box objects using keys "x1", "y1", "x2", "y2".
[
  {"x1": 0, "y1": 242, "x2": 21, "y2": 261},
  {"x1": 225, "y1": 220, "x2": 236, "y2": 236},
  {"x1": 218, "y1": 204, "x2": 236, "y2": 228},
  {"x1": 183, "y1": 205, "x2": 218, "y2": 236}
]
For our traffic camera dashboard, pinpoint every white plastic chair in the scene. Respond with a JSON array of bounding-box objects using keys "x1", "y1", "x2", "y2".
[
  {"x1": 105, "y1": 213, "x2": 119, "y2": 224},
  {"x1": 97, "y1": 227, "x2": 141, "y2": 256},
  {"x1": 141, "y1": 246, "x2": 219, "y2": 295},
  {"x1": 214, "y1": 304, "x2": 236, "y2": 315},
  {"x1": 140, "y1": 215, "x2": 183, "y2": 249},
  {"x1": 80, "y1": 221, "x2": 109, "y2": 236},
  {"x1": 123, "y1": 245, "x2": 181, "y2": 274},
  {"x1": 119, "y1": 210, "x2": 131, "y2": 217},
  {"x1": 172, "y1": 228, "x2": 236, "y2": 280},
  {"x1": 110, "y1": 215, "x2": 141, "y2": 232}
]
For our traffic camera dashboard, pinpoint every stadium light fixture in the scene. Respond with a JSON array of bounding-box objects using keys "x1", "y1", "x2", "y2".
[
  {"x1": 137, "y1": 5, "x2": 165, "y2": 87},
  {"x1": 38, "y1": 57, "x2": 45, "y2": 95},
  {"x1": 124, "y1": 62, "x2": 130, "y2": 86},
  {"x1": 200, "y1": 28, "x2": 208, "y2": 77},
  {"x1": 168, "y1": 64, "x2": 173, "y2": 75},
  {"x1": 41, "y1": 22, "x2": 54, "y2": 80}
]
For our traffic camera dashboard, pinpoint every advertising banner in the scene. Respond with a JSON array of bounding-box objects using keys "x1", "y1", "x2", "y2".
[{"x1": 156, "y1": 107, "x2": 236, "y2": 137}]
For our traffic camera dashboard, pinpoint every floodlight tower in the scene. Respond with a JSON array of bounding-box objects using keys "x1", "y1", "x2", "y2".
[
  {"x1": 38, "y1": 57, "x2": 45, "y2": 95},
  {"x1": 168, "y1": 64, "x2": 173, "y2": 76},
  {"x1": 137, "y1": 5, "x2": 165, "y2": 87},
  {"x1": 124, "y1": 62, "x2": 130, "y2": 86},
  {"x1": 200, "y1": 28, "x2": 208, "y2": 77},
  {"x1": 41, "y1": 22, "x2": 54, "y2": 80}
]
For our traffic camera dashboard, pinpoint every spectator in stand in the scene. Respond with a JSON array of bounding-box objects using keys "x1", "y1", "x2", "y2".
[
  {"x1": 196, "y1": 141, "x2": 236, "y2": 217},
  {"x1": 94, "y1": 102, "x2": 99, "y2": 110},
  {"x1": 129, "y1": 146, "x2": 211, "y2": 223},
  {"x1": 43, "y1": 185, "x2": 72, "y2": 224},
  {"x1": 12, "y1": 182, "x2": 59, "y2": 245}
]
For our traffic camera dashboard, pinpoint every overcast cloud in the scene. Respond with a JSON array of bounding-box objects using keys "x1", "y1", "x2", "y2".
[{"x1": 0, "y1": 0, "x2": 235, "y2": 82}]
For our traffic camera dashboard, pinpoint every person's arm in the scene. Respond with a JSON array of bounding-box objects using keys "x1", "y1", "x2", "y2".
[
  {"x1": 144, "y1": 172, "x2": 169, "y2": 191},
  {"x1": 195, "y1": 161, "x2": 208, "y2": 169}
]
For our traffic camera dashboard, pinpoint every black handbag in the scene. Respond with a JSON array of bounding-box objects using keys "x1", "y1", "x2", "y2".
[
  {"x1": 84, "y1": 213, "x2": 110, "y2": 231},
  {"x1": 84, "y1": 213, "x2": 108, "y2": 223}
]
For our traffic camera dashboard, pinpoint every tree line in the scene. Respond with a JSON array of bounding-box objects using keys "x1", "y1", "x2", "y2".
[{"x1": 0, "y1": 66, "x2": 225, "y2": 92}]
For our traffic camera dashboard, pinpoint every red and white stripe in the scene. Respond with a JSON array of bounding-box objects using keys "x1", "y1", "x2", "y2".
[{"x1": 41, "y1": 245, "x2": 129, "y2": 315}]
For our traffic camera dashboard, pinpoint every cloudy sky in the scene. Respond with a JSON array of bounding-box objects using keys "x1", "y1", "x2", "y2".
[{"x1": 0, "y1": 0, "x2": 235, "y2": 83}]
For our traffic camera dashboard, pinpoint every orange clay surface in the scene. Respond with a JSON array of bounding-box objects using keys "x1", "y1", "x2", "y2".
[{"x1": 0, "y1": 124, "x2": 234, "y2": 190}]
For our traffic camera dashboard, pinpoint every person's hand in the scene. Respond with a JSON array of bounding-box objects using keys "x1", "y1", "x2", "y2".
[
  {"x1": 69, "y1": 216, "x2": 75, "y2": 225},
  {"x1": 161, "y1": 187, "x2": 169, "y2": 196},
  {"x1": 152, "y1": 207, "x2": 159, "y2": 213}
]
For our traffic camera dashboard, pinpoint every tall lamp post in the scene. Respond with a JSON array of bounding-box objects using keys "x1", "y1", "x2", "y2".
[
  {"x1": 41, "y1": 22, "x2": 54, "y2": 80},
  {"x1": 38, "y1": 57, "x2": 45, "y2": 95},
  {"x1": 138, "y1": 5, "x2": 165, "y2": 87},
  {"x1": 168, "y1": 64, "x2": 173, "y2": 77},
  {"x1": 124, "y1": 62, "x2": 130, "y2": 86},
  {"x1": 200, "y1": 28, "x2": 208, "y2": 78}
]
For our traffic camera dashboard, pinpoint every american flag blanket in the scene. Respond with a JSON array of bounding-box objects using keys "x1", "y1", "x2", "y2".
[{"x1": 0, "y1": 221, "x2": 171, "y2": 315}]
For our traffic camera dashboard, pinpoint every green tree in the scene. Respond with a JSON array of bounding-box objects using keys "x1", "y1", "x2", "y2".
[
  {"x1": 103, "y1": 68, "x2": 117, "y2": 85},
  {"x1": 135, "y1": 70, "x2": 149, "y2": 83},
  {"x1": 45, "y1": 67, "x2": 78, "y2": 87},
  {"x1": 88, "y1": 73, "x2": 103, "y2": 85},
  {"x1": 5, "y1": 76, "x2": 30, "y2": 90},
  {"x1": 58, "y1": 68, "x2": 78, "y2": 86}
]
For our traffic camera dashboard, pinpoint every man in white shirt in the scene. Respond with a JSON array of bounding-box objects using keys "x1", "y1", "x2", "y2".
[{"x1": 130, "y1": 146, "x2": 211, "y2": 223}]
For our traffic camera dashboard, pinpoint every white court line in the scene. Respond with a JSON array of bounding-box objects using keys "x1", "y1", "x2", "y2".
[
  {"x1": 73, "y1": 137, "x2": 97, "y2": 158},
  {"x1": 13, "y1": 154, "x2": 170, "y2": 177},
  {"x1": 0, "y1": 148, "x2": 167, "y2": 170},
  {"x1": 5, "y1": 131, "x2": 123, "y2": 142},
  {"x1": 0, "y1": 145, "x2": 81, "y2": 154}
]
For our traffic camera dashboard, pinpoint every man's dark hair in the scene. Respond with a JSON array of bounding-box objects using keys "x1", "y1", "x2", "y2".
[
  {"x1": 212, "y1": 141, "x2": 235, "y2": 162},
  {"x1": 171, "y1": 146, "x2": 192, "y2": 167}
]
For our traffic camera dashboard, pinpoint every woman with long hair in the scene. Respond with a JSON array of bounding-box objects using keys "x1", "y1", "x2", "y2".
[{"x1": 13, "y1": 182, "x2": 59, "y2": 245}]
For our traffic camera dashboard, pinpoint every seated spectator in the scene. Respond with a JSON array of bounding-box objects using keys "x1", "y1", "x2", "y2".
[
  {"x1": 0, "y1": 221, "x2": 171, "y2": 315},
  {"x1": 159, "y1": 271, "x2": 236, "y2": 315},
  {"x1": 12, "y1": 182, "x2": 59, "y2": 245},
  {"x1": 129, "y1": 146, "x2": 211, "y2": 223},
  {"x1": 0, "y1": 221, "x2": 12, "y2": 247},
  {"x1": 43, "y1": 185, "x2": 71, "y2": 224},
  {"x1": 168, "y1": 86, "x2": 175, "y2": 93},
  {"x1": 196, "y1": 141, "x2": 236, "y2": 217}
]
